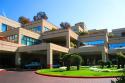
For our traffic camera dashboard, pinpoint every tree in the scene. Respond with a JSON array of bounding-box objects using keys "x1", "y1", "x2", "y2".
[
  {"x1": 18, "y1": 16, "x2": 31, "y2": 25},
  {"x1": 98, "y1": 60, "x2": 105, "y2": 69},
  {"x1": 105, "y1": 61, "x2": 112, "y2": 68},
  {"x1": 71, "y1": 53, "x2": 83, "y2": 70},
  {"x1": 63, "y1": 53, "x2": 72, "y2": 71},
  {"x1": 78, "y1": 31, "x2": 88, "y2": 35},
  {"x1": 116, "y1": 52, "x2": 125, "y2": 69},
  {"x1": 33, "y1": 11, "x2": 48, "y2": 21},
  {"x1": 63, "y1": 53, "x2": 83, "y2": 71},
  {"x1": 60, "y1": 22, "x2": 71, "y2": 29}
]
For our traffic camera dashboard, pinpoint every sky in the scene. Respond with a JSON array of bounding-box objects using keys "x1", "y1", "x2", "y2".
[{"x1": 0, "y1": 0, "x2": 125, "y2": 32}]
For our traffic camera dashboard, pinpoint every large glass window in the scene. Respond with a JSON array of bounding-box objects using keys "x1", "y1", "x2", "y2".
[
  {"x1": 1, "y1": 23, "x2": 7, "y2": 32},
  {"x1": 30, "y1": 26, "x2": 42, "y2": 33},
  {"x1": 109, "y1": 43, "x2": 125, "y2": 49},
  {"x1": 21, "y1": 35, "x2": 41, "y2": 46},
  {"x1": 83, "y1": 40, "x2": 104, "y2": 46}
]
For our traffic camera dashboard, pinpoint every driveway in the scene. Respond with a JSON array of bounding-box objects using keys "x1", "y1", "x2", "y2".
[{"x1": 0, "y1": 70, "x2": 116, "y2": 83}]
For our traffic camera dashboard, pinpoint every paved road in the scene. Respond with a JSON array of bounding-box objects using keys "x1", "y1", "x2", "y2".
[{"x1": 0, "y1": 70, "x2": 116, "y2": 83}]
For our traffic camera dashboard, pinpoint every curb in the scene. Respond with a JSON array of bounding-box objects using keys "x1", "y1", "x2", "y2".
[
  {"x1": 0, "y1": 69, "x2": 6, "y2": 73},
  {"x1": 35, "y1": 71, "x2": 120, "y2": 78}
]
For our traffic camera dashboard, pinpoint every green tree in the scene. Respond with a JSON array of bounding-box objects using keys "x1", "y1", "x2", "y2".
[
  {"x1": 18, "y1": 16, "x2": 31, "y2": 25},
  {"x1": 71, "y1": 53, "x2": 83, "y2": 70},
  {"x1": 33, "y1": 11, "x2": 48, "y2": 21},
  {"x1": 60, "y1": 22, "x2": 71, "y2": 29},
  {"x1": 116, "y1": 52, "x2": 125, "y2": 69},
  {"x1": 63, "y1": 53, "x2": 72, "y2": 71},
  {"x1": 63, "y1": 53, "x2": 83, "y2": 71},
  {"x1": 78, "y1": 31, "x2": 88, "y2": 35},
  {"x1": 98, "y1": 60, "x2": 105, "y2": 69}
]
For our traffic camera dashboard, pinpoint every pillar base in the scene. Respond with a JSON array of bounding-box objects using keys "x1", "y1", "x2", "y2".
[{"x1": 47, "y1": 64, "x2": 53, "y2": 69}]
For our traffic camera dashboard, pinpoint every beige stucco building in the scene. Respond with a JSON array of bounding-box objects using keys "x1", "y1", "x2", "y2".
[{"x1": 0, "y1": 16, "x2": 125, "y2": 68}]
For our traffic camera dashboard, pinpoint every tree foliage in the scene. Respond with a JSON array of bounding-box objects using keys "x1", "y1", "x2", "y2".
[
  {"x1": 18, "y1": 16, "x2": 31, "y2": 25},
  {"x1": 116, "y1": 52, "x2": 125, "y2": 69},
  {"x1": 33, "y1": 11, "x2": 48, "y2": 21},
  {"x1": 60, "y1": 22, "x2": 71, "y2": 29},
  {"x1": 63, "y1": 53, "x2": 83, "y2": 71}
]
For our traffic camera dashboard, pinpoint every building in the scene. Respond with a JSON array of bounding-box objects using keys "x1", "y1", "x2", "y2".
[{"x1": 0, "y1": 16, "x2": 125, "y2": 68}]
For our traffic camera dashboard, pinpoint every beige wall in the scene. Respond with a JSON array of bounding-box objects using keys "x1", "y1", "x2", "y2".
[
  {"x1": 0, "y1": 28, "x2": 19, "y2": 37},
  {"x1": 0, "y1": 16, "x2": 20, "y2": 32},
  {"x1": 24, "y1": 19, "x2": 58, "y2": 33},
  {"x1": 0, "y1": 40, "x2": 19, "y2": 52},
  {"x1": 112, "y1": 28, "x2": 125, "y2": 36},
  {"x1": 109, "y1": 37, "x2": 125, "y2": 44}
]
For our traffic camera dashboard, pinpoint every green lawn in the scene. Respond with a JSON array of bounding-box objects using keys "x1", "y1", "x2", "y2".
[{"x1": 36, "y1": 67, "x2": 123, "y2": 77}]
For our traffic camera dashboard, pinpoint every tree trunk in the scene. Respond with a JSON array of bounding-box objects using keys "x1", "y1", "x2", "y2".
[
  {"x1": 77, "y1": 65, "x2": 80, "y2": 70},
  {"x1": 67, "y1": 65, "x2": 70, "y2": 71},
  {"x1": 117, "y1": 58, "x2": 121, "y2": 69}
]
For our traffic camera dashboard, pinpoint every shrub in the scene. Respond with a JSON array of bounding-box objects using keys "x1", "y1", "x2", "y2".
[
  {"x1": 98, "y1": 60, "x2": 105, "y2": 69},
  {"x1": 51, "y1": 28, "x2": 57, "y2": 31},
  {"x1": 79, "y1": 31, "x2": 88, "y2": 35},
  {"x1": 106, "y1": 61, "x2": 112, "y2": 68}
]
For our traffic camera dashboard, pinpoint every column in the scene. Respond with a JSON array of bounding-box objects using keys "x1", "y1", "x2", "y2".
[
  {"x1": 101, "y1": 51, "x2": 107, "y2": 62},
  {"x1": 47, "y1": 49, "x2": 53, "y2": 69},
  {"x1": 66, "y1": 33, "x2": 70, "y2": 48},
  {"x1": 15, "y1": 52, "x2": 21, "y2": 67}
]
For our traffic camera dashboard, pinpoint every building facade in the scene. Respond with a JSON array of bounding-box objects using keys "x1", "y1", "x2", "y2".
[{"x1": 0, "y1": 16, "x2": 125, "y2": 68}]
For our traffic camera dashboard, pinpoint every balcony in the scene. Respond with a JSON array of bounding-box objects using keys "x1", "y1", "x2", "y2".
[
  {"x1": 109, "y1": 47, "x2": 125, "y2": 54},
  {"x1": 70, "y1": 45, "x2": 104, "y2": 54},
  {"x1": 0, "y1": 40, "x2": 19, "y2": 52},
  {"x1": 41, "y1": 29, "x2": 78, "y2": 40}
]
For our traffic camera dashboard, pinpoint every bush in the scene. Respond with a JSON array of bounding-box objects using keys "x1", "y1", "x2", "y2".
[
  {"x1": 106, "y1": 61, "x2": 112, "y2": 68},
  {"x1": 79, "y1": 31, "x2": 88, "y2": 35},
  {"x1": 98, "y1": 60, "x2": 105, "y2": 69},
  {"x1": 51, "y1": 28, "x2": 57, "y2": 31}
]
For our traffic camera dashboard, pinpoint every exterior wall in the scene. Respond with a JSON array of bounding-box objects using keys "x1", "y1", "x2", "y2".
[
  {"x1": 109, "y1": 37, "x2": 125, "y2": 44},
  {"x1": 0, "y1": 40, "x2": 19, "y2": 52},
  {"x1": 0, "y1": 28, "x2": 19, "y2": 37},
  {"x1": 0, "y1": 16, "x2": 20, "y2": 32},
  {"x1": 23, "y1": 20, "x2": 43, "y2": 31},
  {"x1": 24, "y1": 19, "x2": 58, "y2": 33},
  {"x1": 112, "y1": 28, "x2": 125, "y2": 36},
  {"x1": 42, "y1": 19, "x2": 58, "y2": 32},
  {"x1": 41, "y1": 29, "x2": 68, "y2": 39},
  {"x1": 18, "y1": 28, "x2": 41, "y2": 46}
]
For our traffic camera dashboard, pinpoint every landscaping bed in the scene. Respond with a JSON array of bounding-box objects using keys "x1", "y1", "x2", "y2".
[{"x1": 36, "y1": 66, "x2": 123, "y2": 77}]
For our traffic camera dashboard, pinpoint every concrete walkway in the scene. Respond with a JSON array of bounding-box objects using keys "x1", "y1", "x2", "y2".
[{"x1": 0, "y1": 70, "x2": 116, "y2": 83}]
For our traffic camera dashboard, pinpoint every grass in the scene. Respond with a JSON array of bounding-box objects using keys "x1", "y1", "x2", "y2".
[{"x1": 36, "y1": 66, "x2": 123, "y2": 77}]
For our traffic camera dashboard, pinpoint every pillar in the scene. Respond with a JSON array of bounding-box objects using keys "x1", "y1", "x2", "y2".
[
  {"x1": 15, "y1": 53, "x2": 21, "y2": 67},
  {"x1": 101, "y1": 51, "x2": 107, "y2": 62},
  {"x1": 47, "y1": 49, "x2": 53, "y2": 69},
  {"x1": 66, "y1": 33, "x2": 70, "y2": 48}
]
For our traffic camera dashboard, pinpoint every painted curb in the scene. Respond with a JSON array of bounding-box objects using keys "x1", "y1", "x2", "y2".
[
  {"x1": 0, "y1": 69, "x2": 6, "y2": 73},
  {"x1": 35, "y1": 71, "x2": 121, "y2": 78}
]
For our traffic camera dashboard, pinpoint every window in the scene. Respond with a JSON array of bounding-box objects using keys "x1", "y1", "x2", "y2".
[
  {"x1": 30, "y1": 26, "x2": 42, "y2": 33},
  {"x1": 44, "y1": 27, "x2": 50, "y2": 31},
  {"x1": 7, "y1": 34, "x2": 18, "y2": 43},
  {"x1": 83, "y1": 40, "x2": 104, "y2": 46},
  {"x1": 1, "y1": 23, "x2": 7, "y2": 32},
  {"x1": 21, "y1": 35, "x2": 41, "y2": 46},
  {"x1": 109, "y1": 43, "x2": 125, "y2": 49},
  {"x1": 121, "y1": 32, "x2": 125, "y2": 37}
]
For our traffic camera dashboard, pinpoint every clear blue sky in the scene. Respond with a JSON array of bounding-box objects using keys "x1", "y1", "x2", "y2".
[{"x1": 0, "y1": 0, "x2": 125, "y2": 31}]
